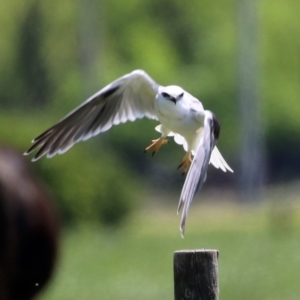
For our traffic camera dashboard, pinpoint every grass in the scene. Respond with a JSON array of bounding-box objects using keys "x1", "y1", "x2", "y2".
[{"x1": 42, "y1": 192, "x2": 300, "y2": 300}]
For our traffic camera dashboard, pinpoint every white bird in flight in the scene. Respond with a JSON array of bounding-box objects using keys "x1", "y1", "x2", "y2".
[{"x1": 24, "y1": 70, "x2": 233, "y2": 236}]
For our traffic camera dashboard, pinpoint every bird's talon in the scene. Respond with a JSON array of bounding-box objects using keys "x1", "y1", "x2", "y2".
[
  {"x1": 177, "y1": 152, "x2": 192, "y2": 174},
  {"x1": 144, "y1": 137, "x2": 168, "y2": 155}
]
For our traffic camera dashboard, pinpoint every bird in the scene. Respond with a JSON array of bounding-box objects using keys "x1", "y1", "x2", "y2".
[{"x1": 24, "y1": 69, "x2": 233, "y2": 236}]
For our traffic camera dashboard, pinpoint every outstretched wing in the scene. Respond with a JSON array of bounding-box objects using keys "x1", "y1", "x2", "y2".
[
  {"x1": 177, "y1": 111, "x2": 220, "y2": 237},
  {"x1": 24, "y1": 70, "x2": 159, "y2": 161}
]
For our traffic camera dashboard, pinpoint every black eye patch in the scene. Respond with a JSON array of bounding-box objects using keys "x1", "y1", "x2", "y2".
[
  {"x1": 178, "y1": 92, "x2": 184, "y2": 98},
  {"x1": 161, "y1": 92, "x2": 171, "y2": 98}
]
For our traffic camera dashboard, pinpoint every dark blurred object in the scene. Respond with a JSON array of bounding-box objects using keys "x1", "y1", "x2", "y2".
[{"x1": 0, "y1": 146, "x2": 59, "y2": 300}]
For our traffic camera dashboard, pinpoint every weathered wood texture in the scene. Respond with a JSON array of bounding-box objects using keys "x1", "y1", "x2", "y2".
[{"x1": 174, "y1": 249, "x2": 219, "y2": 300}]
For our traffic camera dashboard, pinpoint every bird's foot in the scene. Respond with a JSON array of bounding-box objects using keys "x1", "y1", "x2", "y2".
[
  {"x1": 177, "y1": 152, "x2": 192, "y2": 175},
  {"x1": 144, "y1": 138, "x2": 168, "y2": 156}
]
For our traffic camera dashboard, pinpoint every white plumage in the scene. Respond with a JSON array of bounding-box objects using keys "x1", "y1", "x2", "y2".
[{"x1": 24, "y1": 70, "x2": 233, "y2": 236}]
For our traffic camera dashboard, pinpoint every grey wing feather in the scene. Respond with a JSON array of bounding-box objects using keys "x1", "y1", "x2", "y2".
[
  {"x1": 24, "y1": 70, "x2": 159, "y2": 161},
  {"x1": 177, "y1": 112, "x2": 217, "y2": 237}
]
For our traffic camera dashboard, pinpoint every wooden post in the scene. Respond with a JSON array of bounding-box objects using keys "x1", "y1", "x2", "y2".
[{"x1": 174, "y1": 249, "x2": 219, "y2": 300}]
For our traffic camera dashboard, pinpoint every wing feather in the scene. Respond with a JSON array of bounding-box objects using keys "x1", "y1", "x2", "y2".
[
  {"x1": 178, "y1": 111, "x2": 219, "y2": 237},
  {"x1": 24, "y1": 70, "x2": 159, "y2": 161}
]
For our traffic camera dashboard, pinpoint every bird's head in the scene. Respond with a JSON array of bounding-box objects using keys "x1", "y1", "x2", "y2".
[{"x1": 158, "y1": 86, "x2": 185, "y2": 105}]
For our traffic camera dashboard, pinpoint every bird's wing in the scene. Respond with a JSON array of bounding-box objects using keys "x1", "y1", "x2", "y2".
[
  {"x1": 190, "y1": 96, "x2": 204, "y2": 112},
  {"x1": 177, "y1": 111, "x2": 219, "y2": 237},
  {"x1": 24, "y1": 70, "x2": 159, "y2": 161},
  {"x1": 210, "y1": 146, "x2": 233, "y2": 172}
]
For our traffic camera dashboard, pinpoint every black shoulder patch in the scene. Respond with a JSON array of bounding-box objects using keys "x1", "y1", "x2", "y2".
[
  {"x1": 211, "y1": 113, "x2": 220, "y2": 140},
  {"x1": 101, "y1": 85, "x2": 119, "y2": 99}
]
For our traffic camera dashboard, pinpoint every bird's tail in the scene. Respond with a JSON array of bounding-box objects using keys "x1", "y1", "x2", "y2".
[{"x1": 210, "y1": 146, "x2": 233, "y2": 172}]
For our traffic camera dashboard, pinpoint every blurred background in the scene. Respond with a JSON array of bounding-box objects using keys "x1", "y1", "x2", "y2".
[{"x1": 0, "y1": 0, "x2": 299, "y2": 299}]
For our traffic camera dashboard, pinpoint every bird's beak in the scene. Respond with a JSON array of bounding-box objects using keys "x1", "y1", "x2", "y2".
[{"x1": 170, "y1": 98, "x2": 177, "y2": 105}]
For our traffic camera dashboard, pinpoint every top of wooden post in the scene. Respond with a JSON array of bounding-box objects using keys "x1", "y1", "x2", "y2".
[{"x1": 174, "y1": 249, "x2": 219, "y2": 300}]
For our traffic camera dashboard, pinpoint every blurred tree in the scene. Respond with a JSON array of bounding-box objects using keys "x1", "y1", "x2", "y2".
[
  {"x1": 78, "y1": 0, "x2": 103, "y2": 95},
  {"x1": 238, "y1": 0, "x2": 265, "y2": 202},
  {"x1": 16, "y1": 1, "x2": 51, "y2": 108},
  {"x1": 0, "y1": 0, "x2": 299, "y2": 205},
  {"x1": 262, "y1": 0, "x2": 300, "y2": 182}
]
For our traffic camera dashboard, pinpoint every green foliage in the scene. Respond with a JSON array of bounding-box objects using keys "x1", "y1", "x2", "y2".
[
  {"x1": 0, "y1": 0, "x2": 299, "y2": 226},
  {"x1": 36, "y1": 147, "x2": 139, "y2": 227},
  {"x1": 262, "y1": 0, "x2": 300, "y2": 139},
  {"x1": 0, "y1": 0, "x2": 299, "y2": 140},
  {"x1": 0, "y1": 112, "x2": 141, "y2": 226}
]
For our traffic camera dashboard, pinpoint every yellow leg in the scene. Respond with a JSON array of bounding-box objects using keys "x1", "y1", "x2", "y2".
[
  {"x1": 144, "y1": 137, "x2": 168, "y2": 156},
  {"x1": 177, "y1": 151, "x2": 192, "y2": 175}
]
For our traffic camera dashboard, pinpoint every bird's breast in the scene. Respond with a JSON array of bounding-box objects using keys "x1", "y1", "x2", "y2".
[{"x1": 155, "y1": 98, "x2": 201, "y2": 138}]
